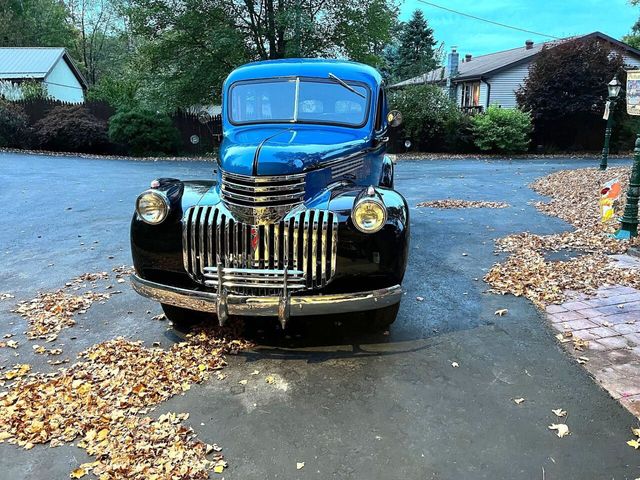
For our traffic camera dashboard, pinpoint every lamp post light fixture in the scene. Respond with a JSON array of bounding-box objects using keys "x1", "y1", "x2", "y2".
[{"x1": 600, "y1": 76, "x2": 622, "y2": 171}]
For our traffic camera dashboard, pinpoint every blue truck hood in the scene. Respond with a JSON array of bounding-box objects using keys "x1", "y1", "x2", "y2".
[{"x1": 219, "y1": 126, "x2": 369, "y2": 176}]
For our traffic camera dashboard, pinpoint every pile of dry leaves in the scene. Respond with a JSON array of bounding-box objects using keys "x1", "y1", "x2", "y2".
[
  {"x1": 0, "y1": 326, "x2": 251, "y2": 479},
  {"x1": 485, "y1": 166, "x2": 639, "y2": 306},
  {"x1": 417, "y1": 199, "x2": 510, "y2": 209},
  {"x1": 10, "y1": 269, "x2": 133, "y2": 341}
]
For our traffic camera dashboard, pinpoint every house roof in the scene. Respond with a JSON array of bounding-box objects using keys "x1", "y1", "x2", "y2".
[
  {"x1": 391, "y1": 32, "x2": 640, "y2": 88},
  {"x1": 0, "y1": 47, "x2": 88, "y2": 89}
]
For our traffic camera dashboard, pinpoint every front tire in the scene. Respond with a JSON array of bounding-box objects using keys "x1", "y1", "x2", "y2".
[
  {"x1": 371, "y1": 303, "x2": 400, "y2": 330},
  {"x1": 161, "y1": 303, "x2": 207, "y2": 326}
]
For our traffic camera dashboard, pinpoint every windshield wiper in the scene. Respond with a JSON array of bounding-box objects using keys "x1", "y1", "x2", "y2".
[{"x1": 328, "y1": 73, "x2": 365, "y2": 99}]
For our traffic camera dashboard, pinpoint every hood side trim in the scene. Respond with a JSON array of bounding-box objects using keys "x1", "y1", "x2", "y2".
[{"x1": 252, "y1": 128, "x2": 293, "y2": 176}]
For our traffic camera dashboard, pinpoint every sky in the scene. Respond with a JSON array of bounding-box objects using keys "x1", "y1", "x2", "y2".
[{"x1": 399, "y1": 0, "x2": 638, "y2": 57}]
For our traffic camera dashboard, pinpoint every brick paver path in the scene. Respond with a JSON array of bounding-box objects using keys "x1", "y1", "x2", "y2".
[{"x1": 547, "y1": 283, "x2": 640, "y2": 418}]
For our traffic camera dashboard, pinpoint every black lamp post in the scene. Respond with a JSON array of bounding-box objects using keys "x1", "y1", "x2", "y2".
[
  {"x1": 600, "y1": 76, "x2": 622, "y2": 170},
  {"x1": 613, "y1": 134, "x2": 640, "y2": 239}
]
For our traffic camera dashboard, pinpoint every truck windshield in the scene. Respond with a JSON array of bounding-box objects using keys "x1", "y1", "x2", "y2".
[{"x1": 229, "y1": 78, "x2": 370, "y2": 127}]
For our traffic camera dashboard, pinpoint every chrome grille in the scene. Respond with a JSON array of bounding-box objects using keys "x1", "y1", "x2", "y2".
[
  {"x1": 221, "y1": 171, "x2": 306, "y2": 209},
  {"x1": 183, "y1": 206, "x2": 338, "y2": 294}
]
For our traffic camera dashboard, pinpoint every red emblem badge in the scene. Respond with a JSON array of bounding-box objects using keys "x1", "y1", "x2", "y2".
[{"x1": 250, "y1": 227, "x2": 259, "y2": 250}]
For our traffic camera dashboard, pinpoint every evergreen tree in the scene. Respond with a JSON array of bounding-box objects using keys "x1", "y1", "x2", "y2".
[{"x1": 395, "y1": 10, "x2": 437, "y2": 80}]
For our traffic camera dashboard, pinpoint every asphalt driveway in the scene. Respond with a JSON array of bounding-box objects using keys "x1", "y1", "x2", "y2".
[{"x1": 0, "y1": 152, "x2": 638, "y2": 479}]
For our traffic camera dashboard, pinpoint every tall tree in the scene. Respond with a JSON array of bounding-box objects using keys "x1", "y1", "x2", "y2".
[
  {"x1": 123, "y1": 0, "x2": 249, "y2": 109},
  {"x1": 65, "y1": 0, "x2": 127, "y2": 85},
  {"x1": 516, "y1": 38, "x2": 625, "y2": 149},
  {"x1": 0, "y1": 0, "x2": 76, "y2": 48},
  {"x1": 217, "y1": 0, "x2": 398, "y2": 62},
  {"x1": 122, "y1": 0, "x2": 399, "y2": 109},
  {"x1": 394, "y1": 9, "x2": 437, "y2": 80}
]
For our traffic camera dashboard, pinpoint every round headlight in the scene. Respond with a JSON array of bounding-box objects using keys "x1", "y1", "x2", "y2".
[
  {"x1": 136, "y1": 191, "x2": 169, "y2": 224},
  {"x1": 352, "y1": 199, "x2": 386, "y2": 233}
]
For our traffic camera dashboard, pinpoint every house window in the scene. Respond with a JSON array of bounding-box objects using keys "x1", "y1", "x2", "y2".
[{"x1": 461, "y1": 82, "x2": 481, "y2": 107}]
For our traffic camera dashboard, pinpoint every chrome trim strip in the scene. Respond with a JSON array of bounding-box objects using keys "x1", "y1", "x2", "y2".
[
  {"x1": 131, "y1": 274, "x2": 403, "y2": 317},
  {"x1": 331, "y1": 214, "x2": 338, "y2": 278},
  {"x1": 222, "y1": 171, "x2": 306, "y2": 183},
  {"x1": 204, "y1": 266, "x2": 305, "y2": 275},
  {"x1": 221, "y1": 181, "x2": 305, "y2": 193},
  {"x1": 221, "y1": 188, "x2": 304, "y2": 203}
]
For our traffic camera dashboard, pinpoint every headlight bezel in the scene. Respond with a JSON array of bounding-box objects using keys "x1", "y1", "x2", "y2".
[
  {"x1": 136, "y1": 190, "x2": 170, "y2": 225},
  {"x1": 352, "y1": 195, "x2": 387, "y2": 234}
]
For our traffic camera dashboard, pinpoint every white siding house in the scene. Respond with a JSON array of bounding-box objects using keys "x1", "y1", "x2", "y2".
[
  {"x1": 0, "y1": 48, "x2": 87, "y2": 103},
  {"x1": 391, "y1": 32, "x2": 640, "y2": 112}
]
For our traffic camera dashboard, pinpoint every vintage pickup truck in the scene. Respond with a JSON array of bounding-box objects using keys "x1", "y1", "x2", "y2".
[{"x1": 130, "y1": 59, "x2": 410, "y2": 329}]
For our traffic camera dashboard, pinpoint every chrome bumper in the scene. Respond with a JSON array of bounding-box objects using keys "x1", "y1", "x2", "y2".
[{"x1": 130, "y1": 274, "x2": 402, "y2": 326}]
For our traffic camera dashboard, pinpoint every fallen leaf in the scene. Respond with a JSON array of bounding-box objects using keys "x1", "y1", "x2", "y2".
[
  {"x1": 548, "y1": 423, "x2": 570, "y2": 438},
  {"x1": 238, "y1": 379, "x2": 247, "y2": 385},
  {"x1": 250, "y1": 370, "x2": 260, "y2": 375},
  {"x1": 552, "y1": 408, "x2": 567, "y2": 417},
  {"x1": 70, "y1": 467, "x2": 87, "y2": 478},
  {"x1": 265, "y1": 375, "x2": 275, "y2": 384},
  {"x1": 627, "y1": 439, "x2": 640, "y2": 449}
]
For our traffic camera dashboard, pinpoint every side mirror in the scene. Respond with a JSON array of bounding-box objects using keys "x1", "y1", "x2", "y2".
[{"x1": 387, "y1": 110, "x2": 403, "y2": 128}]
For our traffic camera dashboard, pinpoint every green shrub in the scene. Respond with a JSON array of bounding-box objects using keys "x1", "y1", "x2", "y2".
[
  {"x1": 389, "y1": 84, "x2": 463, "y2": 151},
  {"x1": 108, "y1": 109, "x2": 180, "y2": 156},
  {"x1": 0, "y1": 100, "x2": 29, "y2": 148},
  {"x1": 33, "y1": 105, "x2": 108, "y2": 153},
  {"x1": 471, "y1": 106, "x2": 532, "y2": 153},
  {"x1": 87, "y1": 75, "x2": 140, "y2": 111}
]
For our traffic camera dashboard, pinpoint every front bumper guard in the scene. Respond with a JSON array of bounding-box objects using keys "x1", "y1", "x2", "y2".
[{"x1": 130, "y1": 274, "x2": 402, "y2": 328}]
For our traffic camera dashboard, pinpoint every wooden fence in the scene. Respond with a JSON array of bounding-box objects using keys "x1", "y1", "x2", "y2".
[{"x1": 12, "y1": 99, "x2": 223, "y2": 156}]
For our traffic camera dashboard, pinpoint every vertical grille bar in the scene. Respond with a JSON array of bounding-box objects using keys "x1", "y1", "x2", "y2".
[
  {"x1": 283, "y1": 219, "x2": 290, "y2": 268},
  {"x1": 190, "y1": 206, "x2": 200, "y2": 277},
  {"x1": 273, "y1": 224, "x2": 280, "y2": 269},
  {"x1": 206, "y1": 208, "x2": 215, "y2": 269},
  {"x1": 311, "y1": 212, "x2": 319, "y2": 285},
  {"x1": 302, "y1": 211, "x2": 310, "y2": 284},
  {"x1": 182, "y1": 207, "x2": 193, "y2": 274},
  {"x1": 320, "y1": 212, "x2": 327, "y2": 285},
  {"x1": 198, "y1": 206, "x2": 208, "y2": 277},
  {"x1": 216, "y1": 214, "x2": 223, "y2": 264},
  {"x1": 331, "y1": 214, "x2": 338, "y2": 277},
  {"x1": 264, "y1": 224, "x2": 270, "y2": 269},
  {"x1": 293, "y1": 213, "x2": 300, "y2": 271}
]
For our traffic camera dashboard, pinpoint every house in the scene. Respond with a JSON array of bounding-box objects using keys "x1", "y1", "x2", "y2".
[
  {"x1": 0, "y1": 47, "x2": 87, "y2": 103},
  {"x1": 390, "y1": 32, "x2": 640, "y2": 113}
]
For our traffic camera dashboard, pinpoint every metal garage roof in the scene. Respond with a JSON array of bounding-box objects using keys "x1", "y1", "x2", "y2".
[{"x1": 0, "y1": 47, "x2": 87, "y2": 88}]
